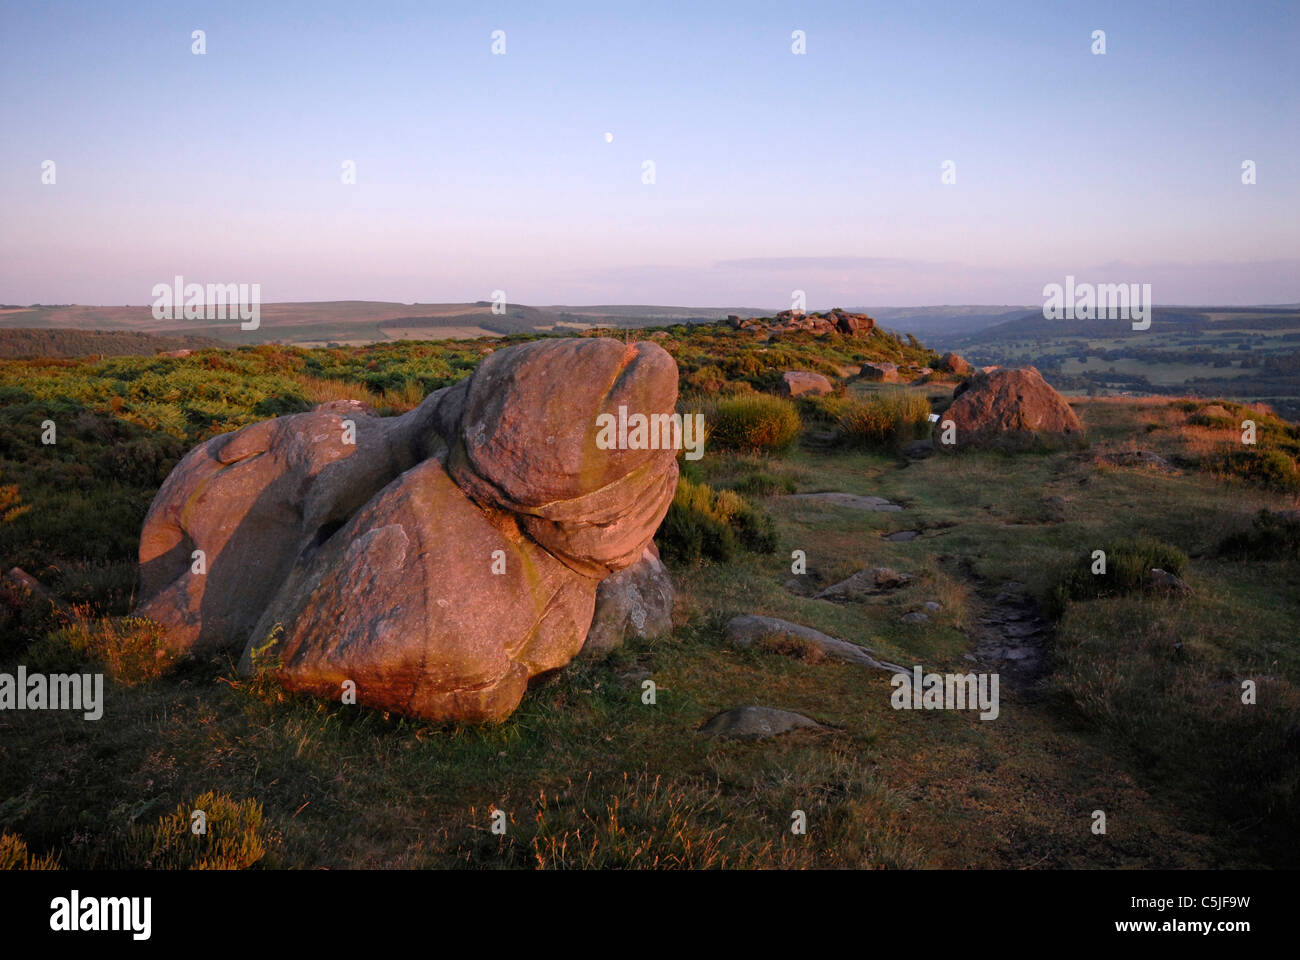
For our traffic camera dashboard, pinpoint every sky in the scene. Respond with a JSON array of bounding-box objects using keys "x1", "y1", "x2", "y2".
[{"x1": 1, "y1": 0, "x2": 1297, "y2": 308}]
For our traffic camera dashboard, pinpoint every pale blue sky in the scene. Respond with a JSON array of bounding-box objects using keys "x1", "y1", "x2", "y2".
[{"x1": 2, "y1": 0, "x2": 1296, "y2": 306}]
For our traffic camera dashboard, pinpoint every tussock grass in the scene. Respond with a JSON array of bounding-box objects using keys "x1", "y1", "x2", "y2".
[
  {"x1": 703, "y1": 394, "x2": 801, "y2": 454},
  {"x1": 834, "y1": 389, "x2": 932, "y2": 451}
]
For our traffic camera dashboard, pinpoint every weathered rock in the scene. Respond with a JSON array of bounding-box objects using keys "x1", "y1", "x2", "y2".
[
  {"x1": 940, "y1": 352, "x2": 972, "y2": 375},
  {"x1": 698, "y1": 706, "x2": 824, "y2": 740},
  {"x1": 580, "y1": 544, "x2": 674, "y2": 659},
  {"x1": 136, "y1": 391, "x2": 449, "y2": 654},
  {"x1": 813, "y1": 567, "x2": 912, "y2": 601},
  {"x1": 900, "y1": 611, "x2": 930, "y2": 624},
  {"x1": 858, "y1": 361, "x2": 900, "y2": 382},
  {"x1": 138, "y1": 335, "x2": 683, "y2": 726},
  {"x1": 240, "y1": 458, "x2": 596, "y2": 723},
  {"x1": 446, "y1": 338, "x2": 680, "y2": 576},
  {"x1": 779, "y1": 370, "x2": 834, "y2": 397},
  {"x1": 1146, "y1": 568, "x2": 1193, "y2": 597},
  {"x1": 726, "y1": 615, "x2": 907, "y2": 673},
  {"x1": 937, "y1": 367, "x2": 1083, "y2": 450},
  {"x1": 725, "y1": 310, "x2": 874, "y2": 339}
]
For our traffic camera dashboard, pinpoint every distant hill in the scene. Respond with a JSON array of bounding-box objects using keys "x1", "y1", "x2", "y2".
[{"x1": 0, "y1": 328, "x2": 226, "y2": 359}]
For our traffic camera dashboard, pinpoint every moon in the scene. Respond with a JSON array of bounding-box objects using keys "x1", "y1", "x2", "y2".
[{"x1": 604, "y1": 131, "x2": 614, "y2": 143}]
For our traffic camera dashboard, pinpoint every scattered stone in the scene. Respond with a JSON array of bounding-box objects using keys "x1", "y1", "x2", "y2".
[
  {"x1": 779, "y1": 370, "x2": 834, "y2": 397},
  {"x1": 725, "y1": 615, "x2": 907, "y2": 673},
  {"x1": 970, "y1": 582, "x2": 1051, "y2": 680},
  {"x1": 725, "y1": 309, "x2": 875, "y2": 339},
  {"x1": 885, "y1": 530, "x2": 919, "y2": 541},
  {"x1": 923, "y1": 601, "x2": 942, "y2": 612},
  {"x1": 699, "y1": 706, "x2": 825, "y2": 740},
  {"x1": 814, "y1": 567, "x2": 912, "y2": 602},
  {"x1": 901, "y1": 611, "x2": 930, "y2": 624},
  {"x1": 788, "y1": 492, "x2": 902, "y2": 512}
]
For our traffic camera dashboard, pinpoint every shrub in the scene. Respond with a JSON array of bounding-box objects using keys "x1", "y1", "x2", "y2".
[
  {"x1": 836, "y1": 390, "x2": 931, "y2": 451},
  {"x1": 140, "y1": 792, "x2": 267, "y2": 870},
  {"x1": 1052, "y1": 536, "x2": 1188, "y2": 613},
  {"x1": 1218, "y1": 510, "x2": 1300, "y2": 561},
  {"x1": 0, "y1": 832, "x2": 60, "y2": 870},
  {"x1": 658, "y1": 477, "x2": 777, "y2": 562},
  {"x1": 30, "y1": 614, "x2": 177, "y2": 684},
  {"x1": 1205, "y1": 449, "x2": 1300, "y2": 494},
  {"x1": 705, "y1": 395, "x2": 801, "y2": 453}
]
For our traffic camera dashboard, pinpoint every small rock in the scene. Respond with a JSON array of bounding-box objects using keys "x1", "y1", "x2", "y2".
[
  {"x1": 901, "y1": 612, "x2": 930, "y2": 624},
  {"x1": 698, "y1": 706, "x2": 824, "y2": 740},
  {"x1": 903, "y1": 438, "x2": 934, "y2": 459},
  {"x1": 1147, "y1": 568, "x2": 1193, "y2": 597},
  {"x1": 923, "y1": 601, "x2": 942, "y2": 612},
  {"x1": 814, "y1": 567, "x2": 912, "y2": 602},
  {"x1": 725, "y1": 615, "x2": 907, "y2": 673},
  {"x1": 788, "y1": 492, "x2": 902, "y2": 512},
  {"x1": 885, "y1": 530, "x2": 919, "y2": 542}
]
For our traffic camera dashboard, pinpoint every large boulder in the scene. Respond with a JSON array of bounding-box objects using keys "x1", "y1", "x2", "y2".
[
  {"x1": 937, "y1": 366, "x2": 1083, "y2": 449},
  {"x1": 778, "y1": 370, "x2": 834, "y2": 397},
  {"x1": 579, "y1": 543, "x2": 674, "y2": 659},
  {"x1": 136, "y1": 391, "x2": 448, "y2": 654},
  {"x1": 136, "y1": 336, "x2": 681, "y2": 724}
]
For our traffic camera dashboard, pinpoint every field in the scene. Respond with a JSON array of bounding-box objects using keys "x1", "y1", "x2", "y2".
[
  {"x1": 1, "y1": 324, "x2": 1298, "y2": 870},
  {"x1": 944, "y1": 307, "x2": 1300, "y2": 418}
]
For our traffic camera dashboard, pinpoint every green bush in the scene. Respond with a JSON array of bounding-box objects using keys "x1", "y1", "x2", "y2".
[
  {"x1": 1206, "y1": 449, "x2": 1300, "y2": 494},
  {"x1": 658, "y1": 477, "x2": 777, "y2": 562},
  {"x1": 1052, "y1": 536, "x2": 1188, "y2": 613},
  {"x1": 705, "y1": 395, "x2": 801, "y2": 453}
]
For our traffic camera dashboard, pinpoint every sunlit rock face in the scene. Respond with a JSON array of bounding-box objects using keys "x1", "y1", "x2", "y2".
[
  {"x1": 936, "y1": 366, "x2": 1084, "y2": 450},
  {"x1": 136, "y1": 338, "x2": 679, "y2": 723}
]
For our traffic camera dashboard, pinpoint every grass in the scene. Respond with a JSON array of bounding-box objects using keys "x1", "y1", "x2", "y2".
[
  {"x1": 0, "y1": 331, "x2": 1297, "y2": 869},
  {"x1": 702, "y1": 394, "x2": 802, "y2": 454}
]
